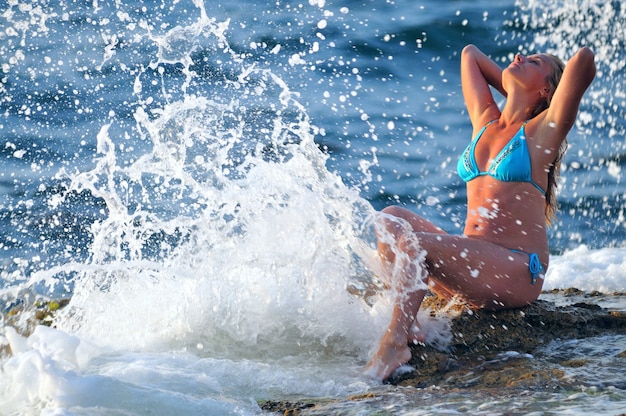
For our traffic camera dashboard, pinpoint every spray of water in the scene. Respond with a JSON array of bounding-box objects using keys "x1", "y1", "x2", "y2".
[{"x1": 0, "y1": 0, "x2": 410, "y2": 364}]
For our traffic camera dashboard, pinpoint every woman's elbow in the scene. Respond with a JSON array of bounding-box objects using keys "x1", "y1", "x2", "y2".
[
  {"x1": 461, "y1": 45, "x2": 482, "y2": 67},
  {"x1": 578, "y1": 46, "x2": 595, "y2": 60},
  {"x1": 576, "y1": 47, "x2": 596, "y2": 78},
  {"x1": 462, "y1": 44, "x2": 479, "y2": 57}
]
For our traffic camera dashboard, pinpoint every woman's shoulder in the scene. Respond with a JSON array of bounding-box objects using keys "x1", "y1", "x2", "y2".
[
  {"x1": 471, "y1": 111, "x2": 501, "y2": 134},
  {"x1": 524, "y1": 113, "x2": 564, "y2": 146}
]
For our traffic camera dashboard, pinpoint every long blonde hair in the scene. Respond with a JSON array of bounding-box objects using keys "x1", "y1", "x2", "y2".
[
  {"x1": 545, "y1": 138, "x2": 567, "y2": 225},
  {"x1": 533, "y1": 54, "x2": 566, "y2": 225}
]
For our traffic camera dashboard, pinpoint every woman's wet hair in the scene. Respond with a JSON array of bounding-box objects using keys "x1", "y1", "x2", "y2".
[
  {"x1": 532, "y1": 54, "x2": 566, "y2": 118},
  {"x1": 540, "y1": 53, "x2": 566, "y2": 225}
]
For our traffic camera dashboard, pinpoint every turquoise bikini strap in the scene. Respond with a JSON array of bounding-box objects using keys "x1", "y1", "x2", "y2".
[
  {"x1": 511, "y1": 250, "x2": 545, "y2": 285},
  {"x1": 527, "y1": 253, "x2": 544, "y2": 285}
]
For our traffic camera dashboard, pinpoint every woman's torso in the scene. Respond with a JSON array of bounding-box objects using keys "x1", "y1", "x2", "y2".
[
  {"x1": 463, "y1": 179, "x2": 549, "y2": 264},
  {"x1": 460, "y1": 120, "x2": 552, "y2": 266}
]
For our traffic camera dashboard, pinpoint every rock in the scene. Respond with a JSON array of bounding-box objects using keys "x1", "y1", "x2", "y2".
[
  {"x1": 389, "y1": 293, "x2": 626, "y2": 387},
  {"x1": 1, "y1": 298, "x2": 70, "y2": 358},
  {"x1": 260, "y1": 291, "x2": 626, "y2": 414}
]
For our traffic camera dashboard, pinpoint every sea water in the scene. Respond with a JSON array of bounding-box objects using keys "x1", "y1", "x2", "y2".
[{"x1": 0, "y1": 0, "x2": 625, "y2": 414}]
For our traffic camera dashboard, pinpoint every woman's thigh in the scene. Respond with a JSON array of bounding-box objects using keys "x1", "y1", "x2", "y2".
[
  {"x1": 376, "y1": 206, "x2": 447, "y2": 265},
  {"x1": 381, "y1": 206, "x2": 446, "y2": 235},
  {"x1": 418, "y1": 233, "x2": 543, "y2": 309}
]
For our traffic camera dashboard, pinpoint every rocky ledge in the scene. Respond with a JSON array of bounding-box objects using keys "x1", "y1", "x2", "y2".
[
  {"x1": 390, "y1": 289, "x2": 626, "y2": 387},
  {"x1": 261, "y1": 289, "x2": 626, "y2": 414}
]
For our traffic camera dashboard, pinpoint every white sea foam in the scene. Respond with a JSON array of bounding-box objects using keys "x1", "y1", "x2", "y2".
[
  {"x1": 1, "y1": 93, "x2": 387, "y2": 413},
  {"x1": 544, "y1": 245, "x2": 626, "y2": 293},
  {"x1": 0, "y1": 5, "x2": 392, "y2": 412}
]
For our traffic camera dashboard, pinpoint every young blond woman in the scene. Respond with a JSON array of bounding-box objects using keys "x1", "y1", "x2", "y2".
[{"x1": 365, "y1": 44, "x2": 596, "y2": 381}]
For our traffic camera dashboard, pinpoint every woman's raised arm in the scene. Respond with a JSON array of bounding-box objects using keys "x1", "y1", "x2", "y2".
[
  {"x1": 542, "y1": 47, "x2": 596, "y2": 136},
  {"x1": 461, "y1": 44, "x2": 505, "y2": 127}
]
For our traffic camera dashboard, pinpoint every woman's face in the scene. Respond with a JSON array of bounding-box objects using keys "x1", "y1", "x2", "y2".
[{"x1": 504, "y1": 53, "x2": 553, "y2": 95}]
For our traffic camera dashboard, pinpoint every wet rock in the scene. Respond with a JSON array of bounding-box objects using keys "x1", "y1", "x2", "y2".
[
  {"x1": 1, "y1": 298, "x2": 70, "y2": 358},
  {"x1": 258, "y1": 399, "x2": 317, "y2": 415},
  {"x1": 390, "y1": 293, "x2": 626, "y2": 388},
  {"x1": 261, "y1": 291, "x2": 626, "y2": 414}
]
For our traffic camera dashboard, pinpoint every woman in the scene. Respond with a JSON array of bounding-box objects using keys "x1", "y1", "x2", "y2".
[{"x1": 364, "y1": 44, "x2": 596, "y2": 381}]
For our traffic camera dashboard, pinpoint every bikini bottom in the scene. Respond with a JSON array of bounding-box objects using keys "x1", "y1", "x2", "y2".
[{"x1": 510, "y1": 250, "x2": 545, "y2": 285}]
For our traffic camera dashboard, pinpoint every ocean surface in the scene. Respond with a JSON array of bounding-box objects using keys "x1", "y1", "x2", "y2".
[{"x1": 1, "y1": 0, "x2": 625, "y2": 414}]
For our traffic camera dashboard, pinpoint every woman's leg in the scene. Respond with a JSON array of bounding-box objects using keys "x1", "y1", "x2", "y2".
[
  {"x1": 365, "y1": 212, "x2": 429, "y2": 379},
  {"x1": 418, "y1": 233, "x2": 544, "y2": 309},
  {"x1": 377, "y1": 205, "x2": 446, "y2": 264},
  {"x1": 376, "y1": 206, "x2": 544, "y2": 305},
  {"x1": 365, "y1": 208, "x2": 543, "y2": 380},
  {"x1": 365, "y1": 207, "x2": 443, "y2": 379},
  {"x1": 375, "y1": 206, "x2": 447, "y2": 344}
]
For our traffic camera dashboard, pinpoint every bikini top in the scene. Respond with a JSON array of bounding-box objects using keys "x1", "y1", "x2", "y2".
[{"x1": 457, "y1": 120, "x2": 546, "y2": 194}]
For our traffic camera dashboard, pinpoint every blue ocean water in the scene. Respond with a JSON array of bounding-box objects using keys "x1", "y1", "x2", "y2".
[{"x1": 0, "y1": 0, "x2": 625, "y2": 414}]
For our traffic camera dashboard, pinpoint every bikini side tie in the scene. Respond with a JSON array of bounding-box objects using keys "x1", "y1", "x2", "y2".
[{"x1": 528, "y1": 253, "x2": 544, "y2": 285}]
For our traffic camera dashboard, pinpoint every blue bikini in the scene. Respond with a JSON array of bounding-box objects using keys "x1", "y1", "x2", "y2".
[
  {"x1": 457, "y1": 120, "x2": 546, "y2": 195},
  {"x1": 457, "y1": 120, "x2": 546, "y2": 285},
  {"x1": 510, "y1": 250, "x2": 544, "y2": 285}
]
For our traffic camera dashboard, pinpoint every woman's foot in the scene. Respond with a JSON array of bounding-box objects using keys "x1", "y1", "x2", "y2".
[{"x1": 363, "y1": 341, "x2": 412, "y2": 381}]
